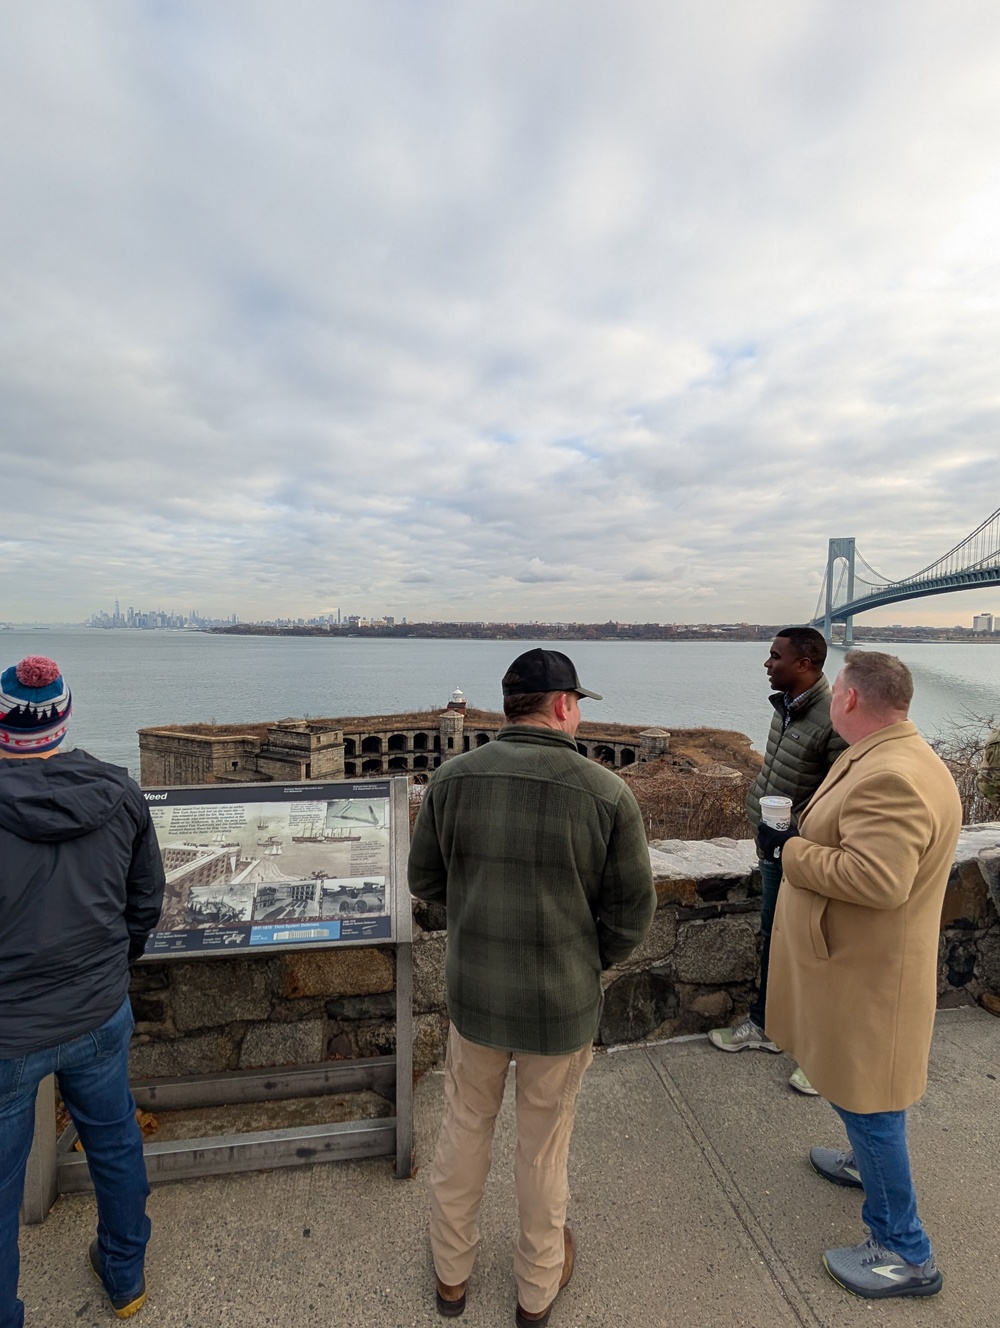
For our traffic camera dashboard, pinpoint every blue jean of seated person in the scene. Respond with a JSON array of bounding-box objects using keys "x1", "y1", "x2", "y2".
[{"x1": 0, "y1": 998, "x2": 150, "y2": 1328}]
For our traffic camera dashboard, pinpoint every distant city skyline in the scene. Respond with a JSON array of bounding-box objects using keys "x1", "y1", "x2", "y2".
[{"x1": 70, "y1": 602, "x2": 997, "y2": 635}]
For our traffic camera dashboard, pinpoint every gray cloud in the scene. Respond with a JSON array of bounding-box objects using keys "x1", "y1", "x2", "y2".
[{"x1": 2, "y1": 1, "x2": 1000, "y2": 626}]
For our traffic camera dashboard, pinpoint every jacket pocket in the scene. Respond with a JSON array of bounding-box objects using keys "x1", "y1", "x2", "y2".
[
  {"x1": 90, "y1": 998, "x2": 135, "y2": 1057},
  {"x1": 809, "y1": 895, "x2": 830, "y2": 961}
]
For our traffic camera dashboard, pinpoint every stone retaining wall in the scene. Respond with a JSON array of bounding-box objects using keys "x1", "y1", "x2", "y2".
[{"x1": 128, "y1": 825, "x2": 1000, "y2": 1080}]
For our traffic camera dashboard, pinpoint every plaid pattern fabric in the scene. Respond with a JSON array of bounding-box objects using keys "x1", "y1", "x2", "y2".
[{"x1": 408, "y1": 725, "x2": 656, "y2": 1055}]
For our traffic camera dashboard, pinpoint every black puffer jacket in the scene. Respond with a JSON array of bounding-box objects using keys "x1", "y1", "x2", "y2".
[{"x1": 0, "y1": 749, "x2": 165, "y2": 1057}]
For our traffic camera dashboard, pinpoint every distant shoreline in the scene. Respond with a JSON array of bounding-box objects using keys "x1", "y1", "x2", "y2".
[
  {"x1": 3, "y1": 623, "x2": 997, "y2": 646},
  {"x1": 204, "y1": 624, "x2": 1000, "y2": 645}
]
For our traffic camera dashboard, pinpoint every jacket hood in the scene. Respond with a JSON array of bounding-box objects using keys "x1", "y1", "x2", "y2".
[{"x1": 0, "y1": 748, "x2": 130, "y2": 842}]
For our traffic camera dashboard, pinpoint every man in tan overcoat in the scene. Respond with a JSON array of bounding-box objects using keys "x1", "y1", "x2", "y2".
[{"x1": 763, "y1": 650, "x2": 962, "y2": 1301}]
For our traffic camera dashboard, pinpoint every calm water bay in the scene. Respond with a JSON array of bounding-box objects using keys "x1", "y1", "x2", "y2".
[{"x1": 3, "y1": 629, "x2": 999, "y2": 779}]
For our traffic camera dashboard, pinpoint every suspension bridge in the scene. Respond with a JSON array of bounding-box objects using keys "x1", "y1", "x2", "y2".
[{"x1": 811, "y1": 505, "x2": 1000, "y2": 642}]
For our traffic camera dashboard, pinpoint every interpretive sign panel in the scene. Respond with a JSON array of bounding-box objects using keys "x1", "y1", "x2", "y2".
[{"x1": 143, "y1": 780, "x2": 396, "y2": 957}]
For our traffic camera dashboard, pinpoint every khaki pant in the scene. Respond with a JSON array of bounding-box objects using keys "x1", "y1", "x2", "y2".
[{"x1": 428, "y1": 1024, "x2": 593, "y2": 1314}]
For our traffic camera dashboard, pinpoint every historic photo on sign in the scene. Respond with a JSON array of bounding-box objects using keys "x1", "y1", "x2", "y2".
[{"x1": 144, "y1": 781, "x2": 394, "y2": 955}]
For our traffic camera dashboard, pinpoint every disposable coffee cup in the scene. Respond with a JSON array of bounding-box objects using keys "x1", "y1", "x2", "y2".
[{"x1": 760, "y1": 796, "x2": 793, "y2": 830}]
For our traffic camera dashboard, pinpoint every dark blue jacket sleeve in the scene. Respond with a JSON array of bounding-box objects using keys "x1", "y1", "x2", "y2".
[{"x1": 124, "y1": 788, "x2": 166, "y2": 959}]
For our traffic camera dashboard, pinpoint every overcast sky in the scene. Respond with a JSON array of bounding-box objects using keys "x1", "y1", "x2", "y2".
[{"x1": 3, "y1": 1, "x2": 1000, "y2": 627}]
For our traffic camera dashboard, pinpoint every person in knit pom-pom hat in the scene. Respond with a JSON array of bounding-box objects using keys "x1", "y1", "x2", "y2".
[
  {"x1": 0, "y1": 655, "x2": 165, "y2": 1324},
  {"x1": 0, "y1": 655, "x2": 72, "y2": 754}
]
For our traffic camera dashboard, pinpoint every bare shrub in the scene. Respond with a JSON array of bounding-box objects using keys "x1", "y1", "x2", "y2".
[
  {"x1": 620, "y1": 763, "x2": 754, "y2": 841},
  {"x1": 931, "y1": 713, "x2": 998, "y2": 825}
]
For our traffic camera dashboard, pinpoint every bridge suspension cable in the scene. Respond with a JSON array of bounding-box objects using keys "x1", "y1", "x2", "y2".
[{"x1": 812, "y1": 505, "x2": 1000, "y2": 637}]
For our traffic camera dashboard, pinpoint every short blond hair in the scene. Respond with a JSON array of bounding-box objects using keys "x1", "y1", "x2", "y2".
[{"x1": 842, "y1": 650, "x2": 913, "y2": 711}]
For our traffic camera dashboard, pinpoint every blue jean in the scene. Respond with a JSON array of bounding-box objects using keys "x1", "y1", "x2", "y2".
[
  {"x1": 0, "y1": 999, "x2": 149, "y2": 1328},
  {"x1": 749, "y1": 857, "x2": 782, "y2": 1031},
  {"x1": 832, "y1": 1104, "x2": 931, "y2": 1265}
]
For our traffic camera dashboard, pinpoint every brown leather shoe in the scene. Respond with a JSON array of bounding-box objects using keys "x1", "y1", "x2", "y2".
[
  {"x1": 435, "y1": 1277, "x2": 467, "y2": 1317},
  {"x1": 515, "y1": 1226, "x2": 575, "y2": 1327}
]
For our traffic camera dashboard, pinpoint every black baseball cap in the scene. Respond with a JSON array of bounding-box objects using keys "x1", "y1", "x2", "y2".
[{"x1": 501, "y1": 648, "x2": 602, "y2": 700}]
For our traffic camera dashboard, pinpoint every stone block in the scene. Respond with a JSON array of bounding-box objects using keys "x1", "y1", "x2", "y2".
[
  {"x1": 599, "y1": 968, "x2": 678, "y2": 1045},
  {"x1": 413, "y1": 934, "x2": 447, "y2": 1012},
  {"x1": 648, "y1": 838, "x2": 756, "y2": 908},
  {"x1": 129, "y1": 994, "x2": 167, "y2": 1026},
  {"x1": 617, "y1": 908, "x2": 679, "y2": 971},
  {"x1": 128, "y1": 966, "x2": 169, "y2": 994},
  {"x1": 327, "y1": 1032, "x2": 354, "y2": 1059},
  {"x1": 976, "y1": 930, "x2": 1000, "y2": 993},
  {"x1": 977, "y1": 846, "x2": 1000, "y2": 920},
  {"x1": 672, "y1": 918, "x2": 757, "y2": 984},
  {"x1": 355, "y1": 1021, "x2": 396, "y2": 1058},
  {"x1": 325, "y1": 992, "x2": 396, "y2": 1021},
  {"x1": 278, "y1": 948, "x2": 394, "y2": 999},
  {"x1": 414, "y1": 1013, "x2": 447, "y2": 1073},
  {"x1": 686, "y1": 990, "x2": 732, "y2": 1022},
  {"x1": 941, "y1": 859, "x2": 993, "y2": 928},
  {"x1": 956, "y1": 822, "x2": 1000, "y2": 864},
  {"x1": 654, "y1": 876, "x2": 699, "y2": 907},
  {"x1": 129, "y1": 1032, "x2": 233, "y2": 1078},
  {"x1": 943, "y1": 937, "x2": 977, "y2": 988},
  {"x1": 266, "y1": 996, "x2": 327, "y2": 1021},
  {"x1": 695, "y1": 876, "x2": 743, "y2": 903},
  {"x1": 238, "y1": 1019, "x2": 326, "y2": 1069},
  {"x1": 339, "y1": 1009, "x2": 440, "y2": 1073},
  {"x1": 171, "y1": 960, "x2": 271, "y2": 1031}
]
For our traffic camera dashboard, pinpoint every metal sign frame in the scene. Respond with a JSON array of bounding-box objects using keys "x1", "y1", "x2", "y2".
[
  {"x1": 143, "y1": 777, "x2": 400, "y2": 957},
  {"x1": 22, "y1": 776, "x2": 413, "y2": 1223}
]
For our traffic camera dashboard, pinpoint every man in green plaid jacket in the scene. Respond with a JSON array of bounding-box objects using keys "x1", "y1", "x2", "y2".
[{"x1": 409, "y1": 649, "x2": 655, "y2": 1326}]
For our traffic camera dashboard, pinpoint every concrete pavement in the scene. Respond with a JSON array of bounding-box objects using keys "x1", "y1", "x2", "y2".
[{"x1": 18, "y1": 1005, "x2": 1000, "y2": 1327}]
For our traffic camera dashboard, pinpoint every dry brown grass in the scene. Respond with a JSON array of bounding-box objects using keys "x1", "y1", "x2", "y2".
[
  {"x1": 142, "y1": 721, "x2": 273, "y2": 739},
  {"x1": 619, "y1": 760, "x2": 756, "y2": 841}
]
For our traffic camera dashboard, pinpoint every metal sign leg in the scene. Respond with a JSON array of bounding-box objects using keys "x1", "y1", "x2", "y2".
[
  {"x1": 394, "y1": 942, "x2": 414, "y2": 1178},
  {"x1": 21, "y1": 1074, "x2": 58, "y2": 1225}
]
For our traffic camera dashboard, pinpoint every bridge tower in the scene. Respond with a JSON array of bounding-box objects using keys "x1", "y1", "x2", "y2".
[{"x1": 823, "y1": 537, "x2": 856, "y2": 644}]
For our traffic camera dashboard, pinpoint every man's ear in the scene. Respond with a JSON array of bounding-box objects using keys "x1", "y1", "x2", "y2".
[{"x1": 552, "y1": 692, "x2": 571, "y2": 721}]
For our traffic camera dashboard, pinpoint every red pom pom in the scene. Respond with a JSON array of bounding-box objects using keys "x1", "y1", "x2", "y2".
[{"x1": 16, "y1": 656, "x2": 61, "y2": 687}]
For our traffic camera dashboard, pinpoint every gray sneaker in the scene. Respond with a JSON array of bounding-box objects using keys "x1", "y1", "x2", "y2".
[
  {"x1": 823, "y1": 1235, "x2": 942, "y2": 1299},
  {"x1": 707, "y1": 1017, "x2": 779, "y2": 1052},
  {"x1": 810, "y1": 1146, "x2": 864, "y2": 1190}
]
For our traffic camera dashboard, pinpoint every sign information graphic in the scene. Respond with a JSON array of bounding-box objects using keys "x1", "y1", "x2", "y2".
[{"x1": 144, "y1": 781, "x2": 394, "y2": 956}]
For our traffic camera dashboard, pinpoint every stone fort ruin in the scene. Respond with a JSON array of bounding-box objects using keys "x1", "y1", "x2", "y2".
[{"x1": 139, "y1": 688, "x2": 673, "y2": 787}]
